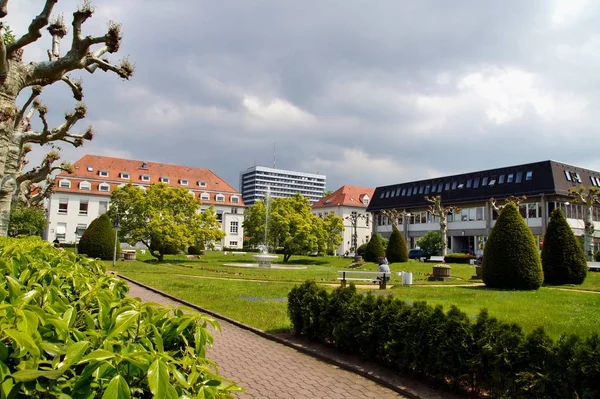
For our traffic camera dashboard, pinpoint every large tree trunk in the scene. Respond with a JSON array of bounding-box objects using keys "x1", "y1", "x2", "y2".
[
  {"x1": 440, "y1": 218, "x2": 448, "y2": 256},
  {"x1": 584, "y1": 205, "x2": 594, "y2": 260}
]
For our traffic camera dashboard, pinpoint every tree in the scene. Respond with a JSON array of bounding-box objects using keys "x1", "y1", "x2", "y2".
[
  {"x1": 0, "y1": 2, "x2": 133, "y2": 237},
  {"x1": 416, "y1": 231, "x2": 443, "y2": 256},
  {"x1": 77, "y1": 213, "x2": 117, "y2": 260},
  {"x1": 364, "y1": 233, "x2": 385, "y2": 263},
  {"x1": 109, "y1": 183, "x2": 224, "y2": 261},
  {"x1": 243, "y1": 194, "x2": 329, "y2": 262},
  {"x1": 482, "y1": 203, "x2": 543, "y2": 290},
  {"x1": 425, "y1": 196, "x2": 459, "y2": 256},
  {"x1": 541, "y1": 209, "x2": 587, "y2": 285},
  {"x1": 386, "y1": 224, "x2": 408, "y2": 263},
  {"x1": 321, "y1": 190, "x2": 333, "y2": 198},
  {"x1": 322, "y1": 212, "x2": 344, "y2": 255},
  {"x1": 7, "y1": 201, "x2": 47, "y2": 237},
  {"x1": 568, "y1": 186, "x2": 599, "y2": 260}
]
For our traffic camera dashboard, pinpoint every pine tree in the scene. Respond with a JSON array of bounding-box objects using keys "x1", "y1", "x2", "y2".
[
  {"x1": 541, "y1": 209, "x2": 587, "y2": 285},
  {"x1": 364, "y1": 234, "x2": 386, "y2": 263},
  {"x1": 77, "y1": 214, "x2": 119, "y2": 260},
  {"x1": 386, "y1": 225, "x2": 408, "y2": 263},
  {"x1": 482, "y1": 203, "x2": 543, "y2": 290}
]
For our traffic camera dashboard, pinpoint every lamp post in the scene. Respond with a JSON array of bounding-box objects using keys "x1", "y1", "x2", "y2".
[
  {"x1": 345, "y1": 212, "x2": 367, "y2": 253},
  {"x1": 112, "y1": 210, "x2": 120, "y2": 267}
]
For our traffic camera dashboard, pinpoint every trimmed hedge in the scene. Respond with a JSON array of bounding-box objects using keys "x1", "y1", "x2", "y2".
[
  {"x1": 77, "y1": 213, "x2": 119, "y2": 260},
  {"x1": 386, "y1": 225, "x2": 408, "y2": 263},
  {"x1": 364, "y1": 233, "x2": 385, "y2": 263},
  {"x1": 482, "y1": 203, "x2": 543, "y2": 290},
  {"x1": 542, "y1": 209, "x2": 587, "y2": 285},
  {"x1": 288, "y1": 281, "x2": 600, "y2": 398},
  {"x1": 443, "y1": 253, "x2": 474, "y2": 264}
]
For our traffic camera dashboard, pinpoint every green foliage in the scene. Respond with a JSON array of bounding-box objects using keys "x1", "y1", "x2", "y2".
[
  {"x1": 443, "y1": 253, "x2": 474, "y2": 264},
  {"x1": 0, "y1": 237, "x2": 242, "y2": 397},
  {"x1": 364, "y1": 233, "x2": 385, "y2": 263},
  {"x1": 2, "y1": 25, "x2": 15, "y2": 45},
  {"x1": 542, "y1": 209, "x2": 587, "y2": 285},
  {"x1": 482, "y1": 203, "x2": 543, "y2": 290},
  {"x1": 416, "y1": 231, "x2": 443, "y2": 256},
  {"x1": 8, "y1": 203, "x2": 47, "y2": 237},
  {"x1": 77, "y1": 214, "x2": 118, "y2": 260},
  {"x1": 386, "y1": 225, "x2": 408, "y2": 263},
  {"x1": 356, "y1": 243, "x2": 367, "y2": 257},
  {"x1": 596, "y1": 250, "x2": 600, "y2": 262},
  {"x1": 109, "y1": 183, "x2": 224, "y2": 261},
  {"x1": 288, "y1": 279, "x2": 600, "y2": 398},
  {"x1": 188, "y1": 243, "x2": 204, "y2": 255},
  {"x1": 322, "y1": 213, "x2": 344, "y2": 255}
]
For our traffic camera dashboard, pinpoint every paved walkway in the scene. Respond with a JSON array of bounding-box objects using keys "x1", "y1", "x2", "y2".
[{"x1": 126, "y1": 281, "x2": 408, "y2": 399}]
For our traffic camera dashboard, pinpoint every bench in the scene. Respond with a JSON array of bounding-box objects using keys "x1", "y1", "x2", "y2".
[
  {"x1": 337, "y1": 271, "x2": 392, "y2": 289},
  {"x1": 588, "y1": 262, "x2": 600, "y2": 272},
  {"x1": 230, "y1": 252, "x2": 247, "y2": 256},
  {"x1": 120, "y1": 249, "x2": 136, "y2": 261},
  {"x1": 423, "y1": 256, "x2": 445, "y2": 263}
]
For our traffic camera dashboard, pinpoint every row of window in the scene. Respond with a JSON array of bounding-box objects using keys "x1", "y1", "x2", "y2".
[
  {"x1": 380, "y1": 170, "x2": 534, "y2": 199},
  {"x1": 92, "y1": 170, "x2": 209, "y2": 187}
]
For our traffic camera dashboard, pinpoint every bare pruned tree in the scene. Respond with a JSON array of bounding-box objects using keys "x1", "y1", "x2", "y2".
[
  {"x1": 0, "y1": 0, "x2": 133, "y2": 236},
  {"x1": 425, "y1": 195, "x2": 459, "y2": 255},
  {"x1": 489, "y1": 195, "x2": 527, "y2": 212},
  {"x1": 380, "y1": 208, "x2": 410, "y2": 228},
  {"x1": 568, "y1": 186, "x2": 600, "y2": 260}
]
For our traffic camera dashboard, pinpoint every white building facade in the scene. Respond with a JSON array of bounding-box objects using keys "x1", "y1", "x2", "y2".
[
  {"x1": 240, "y1": 165, "x2": 326, "y2": 206},
  {"x1": 47, "y1": 155, "x2": 245, "y2": 249},
  {"x1": 311, "y1": 185, "x2": 374, "y2": 256}
]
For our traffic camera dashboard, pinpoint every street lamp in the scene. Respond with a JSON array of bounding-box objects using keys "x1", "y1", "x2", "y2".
[
  {"x1": 112, "y1": 210, "x2": 120, "y2": 266},
  {"x1": 345, "y1": 212, "x2": 367, "y2": 253}
]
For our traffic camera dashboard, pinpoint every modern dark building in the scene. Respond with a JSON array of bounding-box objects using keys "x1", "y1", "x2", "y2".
[{"x1": 367, "y1": 160, "x2": 600, "y2": 253}]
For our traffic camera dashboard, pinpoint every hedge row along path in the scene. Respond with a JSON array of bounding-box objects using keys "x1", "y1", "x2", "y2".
[{"x1": 126, "y1": 279, "x2": 416, "y2": 399}]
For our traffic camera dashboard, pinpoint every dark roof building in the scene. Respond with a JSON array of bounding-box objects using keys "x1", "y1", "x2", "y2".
[{"x1": 367, "y1": 160, "x2": 600, "y2": 254}]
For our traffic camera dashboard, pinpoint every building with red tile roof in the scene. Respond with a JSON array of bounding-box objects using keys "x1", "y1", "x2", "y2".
[
  {"x1": 312, "y1": 185, "x2": 375, "y2": 255},
  {"x1": 47, "y1": 155, "x2": 245, "y2": 248}
]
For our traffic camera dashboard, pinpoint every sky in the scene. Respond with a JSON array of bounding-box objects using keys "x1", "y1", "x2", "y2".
[{"x1": 7, "y1": 0, "x2": 600, "y2": 192}]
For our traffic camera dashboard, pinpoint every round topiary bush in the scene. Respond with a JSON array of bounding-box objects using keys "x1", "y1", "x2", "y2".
[
  {"x1": 364, "y1": 233, "x2": 385, "y2": 263},
  {"x1": 541, "y1": 208, "x2": 587, "y2": 285},
  {"x1": 482, "y1": 203, "x2": 543, "y2": 290},
  {"x1": 356, "y1": 243, "x2": 368, "y2": 257},
  {"x1": 77, "y1": 214, "x2": 119, "y2": 260},
  {"x1": 386, "y1": 225, "x2": 408, "y2": 263}
]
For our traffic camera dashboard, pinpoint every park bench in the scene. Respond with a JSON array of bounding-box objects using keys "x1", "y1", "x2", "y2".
[
  {"x1": 588, "y1": 262, "x2": 600, "y2": 272},
  {"x1": 423, "y1": 255, "x2": 445, "y2": 263},
  {"x1": 230, "y1": 251, "x2": 247, "y2": 256},
  {"x1": 337, "y1": 270, "x2": 392, "y2": 289},
  {"x1": 120, "y1": 249, "x2": 136, "y2": 261}
]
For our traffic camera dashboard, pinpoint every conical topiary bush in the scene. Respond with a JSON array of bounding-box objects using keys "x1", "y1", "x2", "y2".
[
  {"x1": 482, "y1": 202, "x2": 543, "y2": 290},
  {"x1": 541, "y1": 208, "x2": 587, "y2": 285},
  {"x1": 386, "y1": 225, "x2": 408, "y2": 263},
  {"x1": 77, "y1": 214, "x2": 119, "y2": 260},
  {"x1": 364, "y1": 233, "x2": 386, "y2": 263}
]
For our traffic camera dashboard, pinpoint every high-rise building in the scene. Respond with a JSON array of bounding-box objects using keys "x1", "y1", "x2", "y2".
[{"x1": 239, "y1": 166, "x2": 326, "y2": 206}]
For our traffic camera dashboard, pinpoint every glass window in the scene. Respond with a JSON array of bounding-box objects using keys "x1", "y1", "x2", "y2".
[
  {"x1": 79, "y1": 200, "x2": 88, "y2": 215},
  {"x1": 160, "y1": 177, "x2": 170, "y2": 183},
  {"x1": 507, "y1": 174, "x2": 514, "y2": 183},
  {"x1": 448, "y1": 212, "x2": 454, "y2": 223},
  {"x1": 79, "y1": 181, "x2": 91, "y2": 190},
  {"x1": 99, "y1": 170, "x2": 109, "y2": 177},
  {"x1": 473, "y1": 178, "x2": 480, "y2": 188},
  {"x1": 469, "y1": 208, "x2": 476, "y2": 221},
  {"x1": 98, "y1": 201, "x2": 108, "y2": 215},
  {"x1": 445, "y1": 182, "x2": 450, "y2": 191},
  {"x1": 141, "y1": 175, "x2": 150, "y2": 181},
  {"x1": 461, "y1": 209, "x2": 468, "y2": 221},
  {"x1": 488, "y1": 179, "x2": 496, "y2": 186},
  {"x1": 451, "y1": 181, "x2": 457, "y2": 190},
  {"x1": 482, "y1": 177, "x2": 488, "y2": 186},
  {"x1": 229, "y1": 241, "x2": 238, "y2": 247},
  {"x1": 499, "y1": 175, "x2": 505, "y2": 184},
  {"x1": 201, "y1": 193, "x2": 210, "y2": 201},
  {"x1": 216, "y1": 194, "x2": 225, "y2": 202},
  {"x1": 528, "y1": 203, "x2": 537, "y2": 218},
  {"x1": 216, "y1": 210, "x2": 223, "y2": 222},
  {"x1": 438, "y1": 183, "x2": 444, "y2": 192},
  {"x1": 516, "y1": 172, "x2": 523, "y2": 183},
  {"x1": 476, "y1": 207, "x2": 484, "y2": 221},
  {"x1": 401, "y1": 188, "x2": 406, "y2": 196},
  {"x1": 99, "y1": 183, "x2": 110, "y2": 192},
  {"x1": 120, "y1": 173, "x2": 130, "y2": 179},
  {"x1": 231, "y1": 196, "x2": 239, "y2": 203},
  {"x1": 425, "y1": 185, "x2": 430, "y2": 194},
  {"x1": 431, "y1": 184, "x2": 437, "y2": 193},
  {"x1": 385, "y1": 191, "x2": 390, "y2": 198},
  {"x1": 230, "y1": 221, "x2": 239, "y2": 234},
  {"x1": 526, "y1": 171, "x2": 533, "y2": 181},
  {"x1": 56, "y1": 223, "x2": 67, "y2": 241},
  {"x1": 59, "y1": 179, "x2": 71, "y2": 189},
  {"x1": 519, "y1": 204, "x2": 527, "y2": 218},
  {"x1": 420, "y1": 212, "x2": 427, "y2": 223},
  {"x1": 418, "y1": 186, "x2": 424, "y2": 194},
  {"x1": 180, "y1": 179, "x2": 188, "y2": 185},
  {"x1": 58, "y1": 198, "x2": 68, "y2": 214},
  {"x1": 407, "y1": 187, "x2": 412, "y2": 196},
  {"x1": 466, "y1": 179, "x2": 472, "y2": 188},
  {"x1": 75, "y1": 224, "x2": 87, "y2": 241}
]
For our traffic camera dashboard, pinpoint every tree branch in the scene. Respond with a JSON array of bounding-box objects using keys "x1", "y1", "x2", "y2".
[
  {"x1": 16, "y1": 151, "x2": 69, "y2": 185},
  {"x1": 86, "y1": 56, "x2": 134, "y2": 79},
  {"x1": 7, "y1": 0, "x2": 58, "y2": 56},
  {"x1": 14, "y1": 86, "x2": 43, "y2": 130},
  {"x1": 0, "y1": 1, "x2": 8, "y2": 18},
  {"x1": 61, "y1": 75, "x2": 83, "y2": 100},
  {"x1": 22, "y1": 102, "x2": 92, "y2": 147},
  {"x1": 27, "y1": 178, "x2": 56, "y2": 207}
]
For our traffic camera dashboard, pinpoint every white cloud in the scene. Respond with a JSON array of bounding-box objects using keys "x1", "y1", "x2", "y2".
[
  {"x1": 242, "y1": 95, "x2": 316, "y2": 127},
  {"x1": 551, "y1": 0, "x2": 591, "y2": 25}
]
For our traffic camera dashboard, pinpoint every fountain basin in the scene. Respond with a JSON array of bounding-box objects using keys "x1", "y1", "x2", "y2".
[{"x1": 253, "y1": 254, "x2": 278, "y2": 268}]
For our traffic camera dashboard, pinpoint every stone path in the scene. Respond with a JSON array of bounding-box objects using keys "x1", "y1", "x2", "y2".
[{"x1": 126, "y1": 281, "x2": 408, "y2": 399}]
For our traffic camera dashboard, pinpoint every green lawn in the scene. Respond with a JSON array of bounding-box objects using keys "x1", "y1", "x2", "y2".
[{"x1": 109, "y1": 250, "x2": 600, "y2": 339}]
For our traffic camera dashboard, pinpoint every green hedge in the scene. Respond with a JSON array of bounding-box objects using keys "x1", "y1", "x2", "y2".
[
  {"x1": 288, "y1": 281, "x2": 600, "y2": 398},
  {"x1": 0, "y1": 237, "x2": 242, "y2": 398},
  {"x1": 443, "y1": 253, "x2": 474, "y2": 264}
]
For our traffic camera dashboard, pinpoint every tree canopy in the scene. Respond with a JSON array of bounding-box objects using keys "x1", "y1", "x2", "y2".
[
  {"x1": 7, "y1": 202, "x2": 47, "y2": 237},
  {"x1": 243, "y1": 194, "x2": 342, "y2": 262},
  {"x1": 322, "y1": 213, "x2": 344, "y2": 255},
  {"x1": 109, "y1": 183, "x2": 224, "y2": 261},
  {"x1": 417, "y1": 231, "x2": 443, "y2": 256}
]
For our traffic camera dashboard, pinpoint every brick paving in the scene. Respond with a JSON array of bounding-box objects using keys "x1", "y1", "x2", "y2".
[{"x1": 126, "y1": 281, "x2": 408, "y2": 399}]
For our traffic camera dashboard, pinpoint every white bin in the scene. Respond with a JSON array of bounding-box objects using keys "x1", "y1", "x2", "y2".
[{"x1": 401, "y1": 272, "x2": 413, "y2": 286}]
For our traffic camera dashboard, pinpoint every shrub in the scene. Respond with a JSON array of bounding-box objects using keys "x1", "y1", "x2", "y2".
[
  {"x1": 77, "y1": 214, "x2": 119, "y2": 260},
  {"x1": 188, "y1": 245, "x2": 202, "y2": 255},
  {"x1": 482, "y1": 203, "x2": 543, "y2": 290},
  {"x1": 595, "y1": 250, "x2": 600, "y2": 262},
  {"x1": 417, "y1": 231, "x2": 443, "y2": 256},
  {"x1": 541, "y1": 209, "x2": 587, "y2": 285},
  {"x1": 444, "y1": 253, "x2": 474, "y2": 264},
  {"x1": 356, "y1": 243, "x2": 368, "y2": 257},
  {"x1": 364, "y1": 233, "x2": 385, "y2": 263},
  {"x1": 386, "y1": 225, "x2": 408, "y2": 263},
  {"x1": 8, "y1": 203, "x2": 47, "y2": 237}
]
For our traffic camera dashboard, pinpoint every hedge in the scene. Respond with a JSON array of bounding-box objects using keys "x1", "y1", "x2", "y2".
[
  {"x1": 288, "y1": 281, "x2": 600, "y2": 398},
  {"x1": 443, "y1": 253, "x2": 474, "y2": 264},
  {"x1": 0, "y1": 237, "x2": 242, "y2": 398}
]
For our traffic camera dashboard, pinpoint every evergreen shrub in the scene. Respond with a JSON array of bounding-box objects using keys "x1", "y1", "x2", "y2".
[
  {"x1": 541, "y1": 209, "x2": 587, "y2": 285},
  {"x1": 482, "y1": 203, "x2": 543, "y2": 290},
  {"x1": 443, "y1": 253, "x2": 474, "y2": 264},
  {"x1": 356, "y1": 243, "x2": 368, "y2": 257},
  {"x1": 386, "y1": 225, "x2": 408, "y2": 263},
  {"x1": 77, "y1": 214, "x2": 118, "y2": 260},
  {"x1": 364, "y1": 233, "x2": 385, "y2": 263}
]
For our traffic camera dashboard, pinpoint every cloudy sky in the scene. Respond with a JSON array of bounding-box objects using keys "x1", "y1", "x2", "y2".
[{"x1": 7, "y1": 0, "x2": 600, "y2": 191}]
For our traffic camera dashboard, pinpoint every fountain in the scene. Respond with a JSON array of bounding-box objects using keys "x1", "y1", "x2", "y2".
[{"x1": 253, "y1": 186, "x2": 278, "y2": 267}]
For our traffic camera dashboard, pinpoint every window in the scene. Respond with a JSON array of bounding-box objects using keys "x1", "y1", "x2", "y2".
[
  {"x1": 528, "y1": 203, "x2": 537, "y2": 218},
  {"x1": 431, "y1": 184, "x2": 437, "y2": 193},
  {"x1": 406, "y1": 187, "x2": 412, "y2": 196},
  {"x1": 98, "y1": 201, "x2": 108, "y2": 215},
  {"x1": 385, "y1": 191, "x2": 390, "y2": 198},
  {"x1": 59, "y1": 179, "x2": 71, "y2": 189},
  {"x1": 461, "y1": 209, "x2": 468, "y2": 221},
  {"x1": 120, "y1": 172, "x2": 130, "y2": 179},
  {"x1": 525, "y1": 171, "x2": 533, "y2": 181},
  {"x1": 482, "y1": 177, "x2": 488, "y2": 186},
  {"x1": 160, "y1": 177, "x2": 170, "y2": 183},
  {"x1": 79, "y1": 200, "x2": 89, "y2": 215},
  {"x1": 476, "y1": 207, "x2": 484, "y2": 221},
  {"x1": 230, "y1": 221, "x2": 239, "y2": 234},
  {"x1": 216, "y1": 194, "x2": 225, "y2": 202},
  {"x1": 231, "y1": 208, "x2": 238, "y2": 214},
  {"x1": 445, "y1": 182, "x2": 450, "y2": 191},
  {"x1": 438, "y1": 183, "x2": 444, "y2": 192},
  {"x1": 141, "y1": 175, "x2": 150, "y2": 182},
  {"x1": 488, "y1": 179, "x2": 496, "y2": 186},
  {"x1": 516, "y1": 172, "x2": 523, "y2": 183},
  {"x1": 179, "y1": 179, "x2": 188, "y2": 185},
  {"x1": 401, "y1": 188, "x2": 406, "y2": 196},
  {"x1": 56, "y1": 223, "x2": 67, "y2": 241},
  {"x1": 99, "y1": 183, "x2": 110, "y2": 192},
  {"x1": 201, "y1": 193, "x2": 210, "y2": 201},
  {"x1": 87, "y1": 167, "x2": 93, "y2": 172},
  {"x1": 469, "y1": 208, "x2": 476, "y2": 221},
  {"x1": 473, "y1": 178, "x2": 480, "y2": 188},
  {"x1": 499, "y1": 175, "x2": 505, "y2": 184},
  {"x1": 418, "y1": 186, "x2": 424, "y2": 194},
  {"x1": 229, "y1": 241, "x2": 238, "y2": 247},
  {"x1": 451, "y1": 182, "x2": 457, "y2": 190},
  {"x1": 58, "y1": 198, "x2": 68, "y2": 214},
  {"x1": 216, "y1": 210, "x2": 223, "y2": 222},
  {"x1": 198, "y1": 181, "x2": 207, "y2": 187},
  {"x1": 466, "y1": 179, "x2": 472, "y2": 188},
  {"x1": 425, "y1": 185, "x2": 430, "y2": 194},
  {"x1": 99, "y1": 170, "x2": 109, "y2": 177},
  {"x1": 231, "y1": 196, "x2": 239, "y2": 204},
  {"x1": 457, "y1": 183, "x2": 464, "y2": 189},
  {"x1": 79, "y1": 181, "x2": 91, "y2": 190},
  {"x1": 75, "y1": 224, "x2": 87, "y2": 241},
  {"x1": 507, "y1": 173, "x2": 514, "y2": 183},
  {"x1": 564, "y1": 170, "x2": 572, "y2": 181}
]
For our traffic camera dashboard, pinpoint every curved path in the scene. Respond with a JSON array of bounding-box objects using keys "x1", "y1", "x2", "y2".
[{"x1": 126, "y1": 280, "x2": 408, "y2": 399}]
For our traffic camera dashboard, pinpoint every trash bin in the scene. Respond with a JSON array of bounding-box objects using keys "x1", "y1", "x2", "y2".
[{"x1": 401, "y1": 272, "x2": 413, "y2": 286}]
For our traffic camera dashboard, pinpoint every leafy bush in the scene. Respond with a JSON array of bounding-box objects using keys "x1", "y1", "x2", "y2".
[
  {"x1": 542, "y1": 209, "x2": 587, "y2": 285},
  {"x1": 188, "y1": 242, "x2": 205, "y2": 255},
  {"x1": 8, "y1": 203, "x2": 47, "y2": 237},
  {"x1": 0, "y1": 237, "x2": 242, "y2": 397},
  {"x1": 364, "y1": 233, "x2": 385, "y2": 263},
  {"x1": 482, "y1": 203, "x2": 543, "y2": 290},
  {"x1": 77, "y1": 214, "x2": 119, "y2": 260},
  {"x1": 288, "y1": 279, "x2": 600, "y2": 398},
  {"x1": 595, "y1": 250, "x2": 600, "y2": 262},
  {"x1": 356, "y1": 243, "x2": 367, "y2": 257},
  {"x1": 444, "y1": 253, "x2": 474, "y2": 264},
  {"x1": 417, "y1": 231, "x2": 443, "y2": 256},
  {"x1": 386, "y1": 225, "x2": 408, "y2": 263}
]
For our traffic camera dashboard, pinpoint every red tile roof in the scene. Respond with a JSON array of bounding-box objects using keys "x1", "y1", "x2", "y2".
[
  {"x1": 53, "y1": 154, "x2": 244, "y2": 207},
  {"x1": 312, "y1": 185, "x2": 375, "y2": 209}
]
